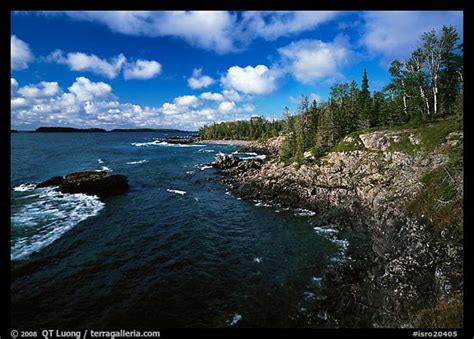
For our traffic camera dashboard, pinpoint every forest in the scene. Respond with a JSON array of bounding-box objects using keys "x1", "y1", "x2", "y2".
[{"x1": 198, "y1": 26, "x2": 463, "y2": 164}]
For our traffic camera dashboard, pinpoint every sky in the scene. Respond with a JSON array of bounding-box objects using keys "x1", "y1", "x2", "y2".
[{"x1": 11, "y1": 11, "x2": 463, "y2": 131}]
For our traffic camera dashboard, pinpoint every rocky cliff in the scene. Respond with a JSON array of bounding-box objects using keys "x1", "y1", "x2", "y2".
[{"x1": 213, "y1": 118, "x2": 463, "y2": 327}]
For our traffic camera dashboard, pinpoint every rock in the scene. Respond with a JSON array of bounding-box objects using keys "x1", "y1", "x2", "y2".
[
  {"x1": 37, "y1": 176, "x2": 65, "y2": 187},
  {"x1": 40, "y1": 171, "x2": 129, "y2": 198},
  {"x1": 212, "y1": 154, "x2": 240, "y2": 170}
]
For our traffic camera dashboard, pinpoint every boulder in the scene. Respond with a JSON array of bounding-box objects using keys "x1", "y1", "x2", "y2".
[
  {"x1": 37, "y1": 176, "x2": 65, "y2": 188},
  {"x1": 39, "y1": 171, "x2": 129, "y2": 198},
  {"x1": 212, "y1": 154, "x2": 240, "y2": 170}
]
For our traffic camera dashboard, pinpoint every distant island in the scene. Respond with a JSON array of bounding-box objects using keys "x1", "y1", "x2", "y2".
[
  {"x1": 30, "y1": 127, "x2": 191, "y2": 133},
  {"x1": 34, "y1": 127, "x2": 107, "y2": 133}
]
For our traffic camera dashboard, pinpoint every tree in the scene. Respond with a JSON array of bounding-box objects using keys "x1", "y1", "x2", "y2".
[{"x1": 358, "y1": 68, "x2": 372, "y2": 129}]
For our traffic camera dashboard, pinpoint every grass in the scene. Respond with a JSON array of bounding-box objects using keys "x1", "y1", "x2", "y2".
[{"x1": 330, "y1": 132, "x2": 365, "y2": 152}]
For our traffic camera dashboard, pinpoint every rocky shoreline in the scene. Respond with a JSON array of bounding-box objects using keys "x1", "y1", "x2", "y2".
[{"x1": 211, "y1": 127, "x2": 463, "y2": 327}]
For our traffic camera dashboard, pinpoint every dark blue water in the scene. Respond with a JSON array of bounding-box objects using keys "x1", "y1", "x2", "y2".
[{"x1": 11, "y1": 132, "x2": 346, "y2": 328}]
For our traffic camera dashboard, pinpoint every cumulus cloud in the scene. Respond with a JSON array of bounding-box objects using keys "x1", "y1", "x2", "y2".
[
  {"x1": 278, "y1": 37, "x2": 352, "y2": 84},
  {"x1": 360, "y1": 11, "x2": 463, "y2": 61},
  {"x1": 18, "y1": 81, "x2": 60, "y2": 98},
  {"x1": 68, "y1": 76, "x2": 112, "y2": 101},
  {"x1": 11, "y1": 77, "x2": 259, "y2": 130},
  {"x1": 218, "y1": 101, "x2": 236, "y2": 113},
  {"x1": 34, "y1": 11, "x2": 341, "y2": 54},
  {"x1": 11, "y1": 35, "x2": 34, "y2": 71},
  {"x1": 200, "y1": 92, "x2": 224, "y2": 101},
  {"x1": 123, "y1": 59, "x2": 162, "y2": 80},
  {"x1": 47, "y1": 49, "x2": 161, "y2": 80},
  {"x1": 187, "y1": 68, "x2": 215, "y2": 89},
  {"x1": 221, "y1": 65, "x2": 280, "y2": 95},
  {"x1": 174, "y1": 95, "x2": 200, "y2": 107},
  {"x1": 47, "y1": 49, "x2": 126, "y2": 79}
]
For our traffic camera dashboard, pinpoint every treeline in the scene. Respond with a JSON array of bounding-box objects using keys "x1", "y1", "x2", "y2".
[
  {"x1": 281, "y1": 25, "x2": 463, "y2": 165},
  {"x1": 198, "y1": 26, "x2": 463, "y2": 166},
  {"x1": 198, "y1": 116, "x2": 284, "y2": 140}
]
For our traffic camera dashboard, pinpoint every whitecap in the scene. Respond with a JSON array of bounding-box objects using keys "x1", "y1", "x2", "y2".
[
  {"x1": 304, "y1": 291, "x2": 316, "y2": 300},
  {"x1": 200, "y1": 165, "x2": 213, "y2": 171},
  {"x1": 166, "y1": 189, "x2": 186, "y2": 195},
  {"x1": 294, "y1": 208, "x2": 316, "y2": 217},
  {"x1": 228, "y1": 314, "x2": 242, "y2": 326},
  {"x1": 126, "y1": 160, "x2": 149, "y2": 165},
  {"x1": 311, "y1": 277, "x2": 322, "y2": 286},
  {"x1": 11, "y1": 187, "x2": 104, "y2": 261},
  {"x1": 95, "y1": 166, "x2": 112, "y2": 172},
  {"x1": 254, "y1": 257, "x2": 262, "y2": 263},
  {"x1": 186, "y1": 170, "x2": 195, "y2": 175},
  {"x1": 97, "y1": 159, "x2": 104, "y2": 164},
  {"x1": 198, "y1": 149, "x2": 215, "y2": 153},
  {"x1": 313, "y1": 226, "x2": 338, "y2": 235},
  {"x1": 13, "y1": 183, "x2": 37, "y2": 192},
  {"x1": 255, "y1": 201, "x2": 272, "y2": 207}
]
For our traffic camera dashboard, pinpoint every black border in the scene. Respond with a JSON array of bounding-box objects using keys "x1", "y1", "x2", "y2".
[{"x1": 3, "y1": 1, "x2": 472, "y2": 338}]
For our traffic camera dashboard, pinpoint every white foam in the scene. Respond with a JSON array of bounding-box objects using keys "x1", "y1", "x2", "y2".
[
  {"x1": 313, "y1": 226, "x2": 338, "y2": 235},
  {"x1": 311, "y1": 277, "x2": 322, "y2": 285},
  {"x1": 186, "y1": 170, "x2": 195, "y2": 175},
  {"x1": 166, "y1": 189, "x2": 186, "y2": 195},
  {"x1": 97, "y1": 159, "x2": 104, "y2": 164},
  {"x1": 228, "y1": 314, "x2": 242, "y2": 326},
  {"x1": 95, "y1": 166, "x2": 112, "y2": 172},
  {"x1": 255, "y1": 201, "x2": 272, "y2": 207},
  {"x1": 11, "y1": 187, "x2": 104, "y2": 261},
  {"x1": 198, "y1": 149, "x2": 215, "y2": 153},
  {"x1": 13, "y1": 183, "x2": 36, "y2": 192},
  {"x1": 131, "y1": 140, "x2": 203, "y2": 147},
  {"x1": 304, "y1": 291, "x2": 316, "y2": 300},
  {"x1": 126, "y1": 160, "x2": 149, "y2": 165},
  {"x1": 294, "y1": 208, "x2": 316, "y2": 217},
  {"x1": 254, "y1": 257, "x2": 262, "y2": 263},
  {"x1": 200, "y1": 165, "x2": 213, "y2": 171}
]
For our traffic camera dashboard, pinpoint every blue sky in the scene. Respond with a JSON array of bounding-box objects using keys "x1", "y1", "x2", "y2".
[{"x1": 11, "y1": 11, "x2": 463, "y2": 131}]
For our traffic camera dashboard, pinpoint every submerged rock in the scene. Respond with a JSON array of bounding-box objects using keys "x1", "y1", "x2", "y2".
[
  {"x1": 38, "y1": 171, "x2": 129, "y2": 198},
  {"x1": 36, "y1": 176, "x2": 65, "y2": 187}
]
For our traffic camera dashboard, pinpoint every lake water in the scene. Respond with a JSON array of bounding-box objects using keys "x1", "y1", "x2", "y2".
[{"x1": 11, "y1": 132, "x2": 347, "y2": 328}]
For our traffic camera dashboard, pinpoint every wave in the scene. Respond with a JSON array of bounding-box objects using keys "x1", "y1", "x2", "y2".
[
  {"x1": 13, "y1": 183, "x2": 37, "y2": 192},
  {"x1": 294, "y1": 208, "x2": 316, "y2": 217},
  {"x1": 95, "y1": 166, "x2": 112, "y2": 172},
  {"x1": 313, "y1": 226, "x2": 350, "y2": 263},
  {"x1": 197, "y1": 149, "x2": 216, "y2": 153},
  {"x1": 97, "y1": 158, "x2": 104, "y2": 164},
  {"x1": 166, "y1": 189, "x2": 187, "y2": 195},
  {"x1": 131, "y1": 140, "x2": 204, "y2": 147},
  {"x1": 199, "y1": 165, "x2": 213, "y2": 171},
  {"x1": 11, "y1": 186, "x2": 104, "y2": 261},
  {"x1": 126, "y1": 159, "x2": 149, "y2": 165},
  {"x1": 227, "y1": 313, "x2": 242, "y2": 326},
  {"x1": 253, "y1": 257, "x2": 262, "y2": 263}
]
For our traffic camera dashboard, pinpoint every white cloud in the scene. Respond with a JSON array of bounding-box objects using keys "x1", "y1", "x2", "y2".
[
  {"x1": 11, "y1": 35, "x2": 34, "y2": 71},
  {"x1": 218, "y1": 101, "x2": 236, "y2": 113},
  {"x1": 48, "y1": 49, "x2": 126, "y2": 79},
  {"x1": 188, "y1": 68, "x2": 215, "y2": 89},
  {"x1": 18, "y1": 81, "x2": 60, "y2": 98},
  {"x1": 68, "y1": 76, "x2": 112, "y2": 101},
  {"x1": 35, "y1": 11, "x2": 342, "y2": 54},
  {"x1": 239, "y1": 11, "x2": 339, "y2": 41},
  {"x1": 221, "y1": 65, "x2": 280, "y2": 95},
  {"x1": 174, "y1": 95, "x2": 199, "y2": 107},
  {"x1": 361, "y1": 11, "x2": 463, "y2": 61},
  {"x1": 200, "y1": 92, "x2": 224, "y2": 101},
  {"x1": 47, "y1": 49, "x2": 161, "y2": 80},
  {"x1": 123, "y1": 59, "x2": 162, "y2": 80},
  {"x1": 278, "y1": 37, "x2": 352, "y2": 84}
]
